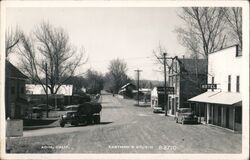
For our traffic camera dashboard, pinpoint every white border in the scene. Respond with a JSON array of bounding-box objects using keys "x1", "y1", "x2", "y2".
[{"x1": 0, "y1": 1, "x2": 249, "y2": 160}]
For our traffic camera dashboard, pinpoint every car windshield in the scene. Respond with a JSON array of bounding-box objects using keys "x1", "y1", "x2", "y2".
[
  {"x1": 179, "y1": 108, "x2": 192, "y2": 113},
  {"x1": 66, "y1": 111, "x2": 77, "y2": 116},
  {"x1": 65, "y1": 105, "x2": 79, "y2": 111}
]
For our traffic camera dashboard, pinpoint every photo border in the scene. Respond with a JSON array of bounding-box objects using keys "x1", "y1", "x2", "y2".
[{"x1": 0, "y1": 0, "x2": 249, "y2": 159}]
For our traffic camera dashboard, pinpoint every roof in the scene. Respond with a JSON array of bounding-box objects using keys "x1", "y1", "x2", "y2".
[
  {"x1": 26, "y1": 84, "x2": 73, "y2": 96},
  {"x1": 188, "y1": 91, "x2": 241, "y2": 106},
  {"x1": 178, "y1": 59, "x2": 208, "y2": 74},
  {"x1": 6, "y1": 61, "x2": 28, "y2": 79},
  {"x1": 121, "y1": 83, "x2": 135, "y2": 89}
]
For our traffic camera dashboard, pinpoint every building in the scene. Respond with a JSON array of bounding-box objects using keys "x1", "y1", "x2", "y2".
[
  {"x1": 5, "y1": 61, "x2": 28, "y2": 119},
  {"x1": 151, "y1": 86, "x2": 165, "y2": 112},
  {"x1": 167, "y1": 58, "x2": 208, "y2": 116},
  {"x1": 26, "y1": 84, "x2": 73, "y2": 108},
  {"x1": 118, "y1": 83, "x2": 136, "y2": 99},
  {"x1": 132, "y1": 88, "x2": 151, "y2": 102},
  {"x1": 189, "y1": 45, "x2": 242, "y2": 131}
]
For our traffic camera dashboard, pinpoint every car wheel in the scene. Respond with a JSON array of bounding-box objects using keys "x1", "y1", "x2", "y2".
[
  {"x1": 60, "y1": 122, "x2": 65, "y2": 127},
  {"x1": 93, "y1": 115, "x2": 100, "y2": 124},
  {"x1": 86, "y1": 116, "x2": 93, "y2": 124}
]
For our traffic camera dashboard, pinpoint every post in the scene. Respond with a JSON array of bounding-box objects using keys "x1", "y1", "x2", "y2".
[
  {"x1": 45, "y1": 63, "x2": 49, "y2": 118},
  {"x1": 163, "y1": 53, "x2": 168, "y2": 116},
  {"x1": 134, "y1": 69, "x2": 142, "y2": 106}
]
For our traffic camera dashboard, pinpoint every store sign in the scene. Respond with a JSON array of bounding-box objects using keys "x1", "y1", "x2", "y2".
[
  {"x1": 157, "y1": 87, "x2": 174, "y2": 94},
  {"x1": 201, "y1": 84, "x2": 217, "y2": 89}
]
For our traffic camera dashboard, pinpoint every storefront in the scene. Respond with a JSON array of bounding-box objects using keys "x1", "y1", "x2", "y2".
[{"x1": 189, "y1": 91, "x2": 242, "y2": 131}]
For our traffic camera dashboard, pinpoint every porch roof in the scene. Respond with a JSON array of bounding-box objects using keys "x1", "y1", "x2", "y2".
[{"x1": 188, "y1": 91, "x2": 242, "y2": 106}]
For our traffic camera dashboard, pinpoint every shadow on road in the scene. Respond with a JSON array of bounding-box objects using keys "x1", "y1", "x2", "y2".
[
  {"x1": 133, "y1": 104, "x2": 151, "y2": 107},
  {"x1": 103, "y1": 106, "x2": 121, "y2": 109},
  {"x1": 67, "y1": 121, "x2": 113, "y2": 128}
]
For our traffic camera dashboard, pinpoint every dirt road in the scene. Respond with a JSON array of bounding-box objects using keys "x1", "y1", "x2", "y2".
[{"x1": 15, "y1": 94, "x2": 241, "y2": 153}]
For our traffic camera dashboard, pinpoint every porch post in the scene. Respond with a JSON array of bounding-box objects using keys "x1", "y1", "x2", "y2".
[{"x1": 207, "y1": 104, "x2": 209, "y2": 124}]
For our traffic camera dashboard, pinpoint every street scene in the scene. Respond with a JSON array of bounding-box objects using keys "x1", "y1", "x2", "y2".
[
  {"x1": 8, "y1": 92, "x2": 241, "y2": 153},
  {"x1": 1, "y1": 1, "x2": 248, "y2": 159}
]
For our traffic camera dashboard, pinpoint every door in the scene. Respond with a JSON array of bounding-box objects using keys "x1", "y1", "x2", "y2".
[{"x1": 226, "y1": 107, "x2": 229, "y2": 128}]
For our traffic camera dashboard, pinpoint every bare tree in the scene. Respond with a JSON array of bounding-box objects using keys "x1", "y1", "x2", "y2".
[
  {"x1": 176, "y1": 7, "x2": 228, "y2": 58},
  {"x1": 5, "y1": 26, "x2": 23, "y2": 58},
  {"x1": 85, "y1": 69, "x2": 104, "y2": 94},
  {"x1": 152, "y1": 42, "x2": 173, "y2": 72},
  {"x1": 17, "y1": 22, "x2": 87, "y2": 94},
  {"x1": 224, "y1": 7, "x2": 242, "y2": 50},
  {"x1": 105, "y1": 58, "x2": 130, "y2": 93}
]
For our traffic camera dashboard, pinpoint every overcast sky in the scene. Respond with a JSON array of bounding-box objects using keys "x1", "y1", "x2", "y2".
[{"x1": 6, "y1": 7, "x2": 186, "y2": 81}]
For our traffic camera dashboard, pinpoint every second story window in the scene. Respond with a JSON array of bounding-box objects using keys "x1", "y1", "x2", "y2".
[
  {"x1": 236, "y1": 76, "x2": 240, "y2": 92},
  {"x1": 228, "y1": 75, "x2": 231, "y2": 92},
  {"x1": 212, "y1": 77, "x2": 214, "y2": 91}
]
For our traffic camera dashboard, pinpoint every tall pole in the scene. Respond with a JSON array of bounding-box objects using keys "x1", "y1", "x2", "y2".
[
  {"x1": 45, "y1": 63, "x2": 49, "y2": 118},
  {"x1": 158, "y1": 53, "x2": 176, "y2": 116},
  {"x1": 163, "y1": 53, "x2": 167, "y2": 116},
  {"x1": 134, "y1": 69, "x2": 142, "y2": 106}
]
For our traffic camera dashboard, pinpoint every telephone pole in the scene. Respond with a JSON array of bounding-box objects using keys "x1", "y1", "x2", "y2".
[
  {"x1": 134, "y1": 69, "x2": 142, "y2": 106},
  {"x1": 158, "y1": 53, "x2": 176, "y2": 116},
  {"x1": 163, "y1": 53, "x2": 167, "y2": 116}
]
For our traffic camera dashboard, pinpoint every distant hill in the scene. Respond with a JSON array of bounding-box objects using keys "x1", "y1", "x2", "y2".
[{"x1": 131, "y1": 79, "x2": 164, "y2": 89}]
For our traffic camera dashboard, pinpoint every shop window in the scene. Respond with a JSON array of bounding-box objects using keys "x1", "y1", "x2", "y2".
[
  {"x1": 228, "y1": 75, "x2": 231, "y2": 92},
  {"x1": 236, "y1": 76, "x2": 240, "y2": 92},
  {"x1": 235, "y1": 107, "x2": 242, "y2": 123}
]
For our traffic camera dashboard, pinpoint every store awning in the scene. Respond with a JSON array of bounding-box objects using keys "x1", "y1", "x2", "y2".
[{"x1": 188, "y1": 91, "x2": 242, "y2": 105}]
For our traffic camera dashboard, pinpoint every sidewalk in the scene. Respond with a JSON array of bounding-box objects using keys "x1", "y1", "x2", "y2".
[{"x1": 23, "y1": 118, "x2": 59, "y2": 130}]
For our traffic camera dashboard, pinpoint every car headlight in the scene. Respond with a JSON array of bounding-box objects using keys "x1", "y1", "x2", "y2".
[{"x1": 62, "y1": 114, "x2": 67, "y2": 119}]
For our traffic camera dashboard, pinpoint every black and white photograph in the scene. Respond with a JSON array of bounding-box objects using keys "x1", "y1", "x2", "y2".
[{"x1": 0, "y1": 0, "x2": 249, "y2": 160}]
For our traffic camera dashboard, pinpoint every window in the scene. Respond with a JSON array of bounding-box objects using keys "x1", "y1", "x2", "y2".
[
  {"x1": 212, "y1": 77, "x2": 214, "y2": 91},
  {"x1": 21, "y1": 87, "x2": 25, "y2": 94},
  {"x1": 235, "y1": 107, "x2": 242, "y2": 123},
  {"x1": 11, "y1": 86, "x2": 15, "y2": 94},
  {"x1": 228, "y1": 75, "x2": 231, "y2": 92},
  {"x1": 236, "y1": 76, "x2": 240, "y2": 92}
]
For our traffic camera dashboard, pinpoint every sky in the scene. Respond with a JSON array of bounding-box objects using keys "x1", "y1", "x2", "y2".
[{"x1": 6, "y1": 7, "x2": 186, "y2": 81}]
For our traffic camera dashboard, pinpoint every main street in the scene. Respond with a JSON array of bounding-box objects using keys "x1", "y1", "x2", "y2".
[{"x1": 14, "y1": 93, "x2": 241, "y2": 153}]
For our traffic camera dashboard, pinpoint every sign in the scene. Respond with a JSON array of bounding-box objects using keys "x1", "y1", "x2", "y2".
[
  {"x1": 6, "y1": 119, "x2": 23, "y2": 137},
  {"x1": 201, "y1": 84, "x2": 217, "y2": 89},
  {"x1": 157, "y1": 87, "x2": 174, "y2": 94}
]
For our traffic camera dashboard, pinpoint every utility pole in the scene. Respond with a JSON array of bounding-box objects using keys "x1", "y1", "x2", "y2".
[
  {"x1": 134, "y1": 69, "x2": 142, "y2": 106},
  {"x1": 45, "y1": 63, "x2": 49, "y2": 118},
  {"x1": 158, "y1": 53, "x2": 176, "y2": 116},
  {"x1": 163, "y1": 53, "x2": 167, "y2": 116}
]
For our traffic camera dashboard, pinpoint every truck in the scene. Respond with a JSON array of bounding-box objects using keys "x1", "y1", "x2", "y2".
[{"x1": 59, "y1": 102, "x2": 102, "y2": 127}]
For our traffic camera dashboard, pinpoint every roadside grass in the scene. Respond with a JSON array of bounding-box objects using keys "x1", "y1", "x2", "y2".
[{"x1": 8, "y1": 133, "x2": 71, "y2": 153}]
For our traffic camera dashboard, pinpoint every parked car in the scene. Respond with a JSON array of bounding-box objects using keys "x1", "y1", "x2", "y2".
[
  {"x1": 59, "y1": 102, "x2": 102, "y2": 127},
  {"x1": 36, "y1": 104, "x2": 53, "y2": 111},
  {"x1": 175, "y1": 108, "x2": 198, "y2": 124}
]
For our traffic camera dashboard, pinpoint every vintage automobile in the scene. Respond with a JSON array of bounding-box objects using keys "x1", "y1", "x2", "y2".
[
  {"x1": 59, "y1": 102, "x2": 102, "y2": 127},
  {"x1": 175, "y1": 108, "x2": 198, "y2": 124}
]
